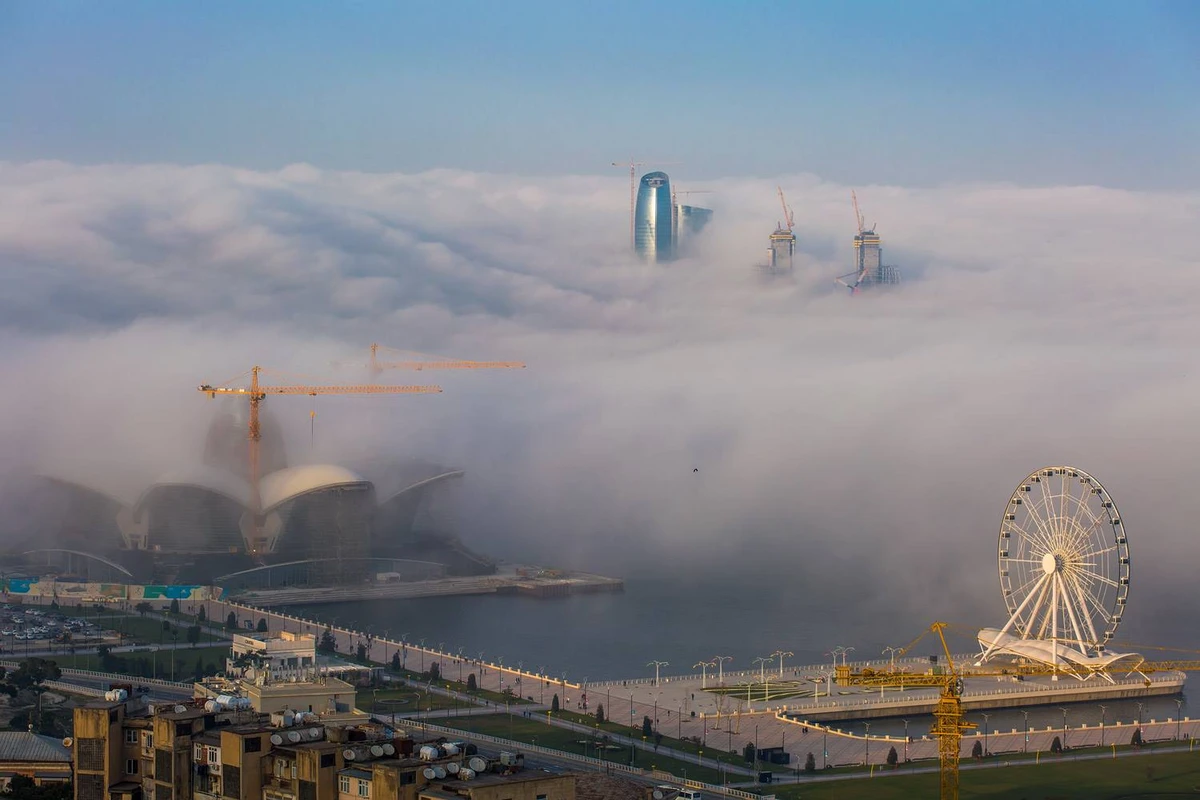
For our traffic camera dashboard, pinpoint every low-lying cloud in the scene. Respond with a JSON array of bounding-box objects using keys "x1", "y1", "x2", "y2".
[{"x1": 1, "y1": 159, "x2": 1197, "y2": 646}]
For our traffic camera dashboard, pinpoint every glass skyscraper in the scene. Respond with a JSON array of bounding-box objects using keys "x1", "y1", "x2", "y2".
[{"x1": 635, "y1": 171, "x2": 674, "y2": 263}]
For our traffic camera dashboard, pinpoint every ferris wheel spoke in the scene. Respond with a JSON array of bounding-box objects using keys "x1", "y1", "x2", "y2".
[
  {"x1": 1076, "y1": 580, "x2": 1118, "y2": 636},
  {"x1": 1074, "y1": 572, "x2": 1118, "y2": 626},
  {"x1": 1065, "y1": 571, "x2": 1103, "y2": 646},
  {"x1": 1005, "y1": 519, "x2": 1052, "y2": 556},
  {"x1": 1070, "y1": 486, "x2": 1101, "y2": 534},
  {"x1": 1058, "y1": 573, "x2": 1093, "y2": 654},
  {"x1": 1064, "y1": 516, "x2": 1106, "y2": 560},
  {"x1": 1010, "y1": 510, "x2": 1055, "y2": 553},
  {"x1": 1009, "y1": 571, "x2": 1048, "y2": 605},
  {"x1": 1036, "y1": 478, "x2": 1059, "y2": 544}
]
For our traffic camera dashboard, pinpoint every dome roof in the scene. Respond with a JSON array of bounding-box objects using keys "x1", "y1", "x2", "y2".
[
  {"x1": 259, "y1": 464, "x2": 368, "y2": 512},
  {"x1": 138, "y1": 465, "x2": 255, "y2": 510}
]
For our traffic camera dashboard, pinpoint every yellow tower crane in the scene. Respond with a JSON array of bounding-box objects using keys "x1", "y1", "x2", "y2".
[
  {"x1": 835, "y1": 622, "x2": 1200, "y2": 800},
  {"x1": 198, "y1": 366, "x2": 442, "y2": 554},
  {"x1": 365, "y1": 343, "x2": 525, "y2": 376}
]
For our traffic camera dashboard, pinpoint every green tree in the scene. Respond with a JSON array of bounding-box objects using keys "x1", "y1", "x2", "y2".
[
  {"x1": 1050, "y1": 735, "x2": 1063, "y2": 754},
  {"x1": 804, "y1": 752, "x2": 816, "y2": 774},
  {"x1": 641, "y1": 714, "x2": 652, "y2": 738},
  {"x1": 6, "y1": 774, "x2": 72, "y2": 800},
  {"x1": 318, "y1": 629, "x2": 337, "y2": 654},
  {"x1": 552, "y1": 694, "x2": 561, "y2": 713},
  {"x1": 467, "y1": 673, "x2": 477, "y2": 691},
  {"x1": 136, "y1": 602, "x2": 152, "y2": 616},
  {"x1": 256, "y1": 618, "x2": 268, "y2": 633},
  {"x1": 391, "y1": 652, "x2": 401, "y2": 672},
  {"x1": 357, "y1": 643, "x2": 367, "y2": 662},
  {"x1": 887, "y1": 745, "x2": 899, "y2": 766},
  {"x1": 193, "y1": 656, "x2": 205, "y2": 681},
  {"x1": 595, "y1": 704, "x2": 605, "y2": 724},
  {"x1": 743, "y1": 742, "x2": 756, "y2": 764},
  {"x1": 1131, "y1": 728, "x2": 1144, "y2": 747},
  {"x1": 225, "y1": 612, "x2": 237, "y2": 631},
  {"x1": 971, "y1": 740, "x2": 983, "y2": 759},
  {"x1": 186, "y1": 625, "x2": 201, "y2": 645},
  {"x1": 427, "y1": 662, "x2": 440, "y2": 681},
  {"x1": 197, "y1": 606, "x2": 207, "y2": 623},
  {"x1": 7, "y1": 659, "x2": 62, "y2": 733},
  {"x1": 169, "y1": 599, "x2": 180, "y2": 615}
]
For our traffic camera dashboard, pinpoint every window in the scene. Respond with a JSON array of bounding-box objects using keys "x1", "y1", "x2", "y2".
[
  {"x1": 144, "y1": 733, "x2": 153, "y2": 749},
  {"x1": 125, "y1": 759, "x2": 138, "y2": 775},
  {"x1": 208, "y1": 746, "x2": 219, "y2": 763},
  {"x1": 194, "y1": 743, "x2": 204, "y2": 761},
  {"x1": 356, "y1": 779, "x2": 370, "y2": 798},
  {"x1": 320, "y1": 753, "x2": 335, "y2": 768},
  {"x1": 244, "y1": 737, "x2": 262, "y2": 753},
  {"x1": 125, "y1": 730, "x2": 139, "y2": 744},
  {"x1": 338, "y1": 776, "x2": 350, "y2": 793}
]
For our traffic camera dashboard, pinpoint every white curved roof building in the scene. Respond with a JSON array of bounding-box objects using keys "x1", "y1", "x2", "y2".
[{"x1": 976, "y1": 627, "x2": 1145, "y2": 679}]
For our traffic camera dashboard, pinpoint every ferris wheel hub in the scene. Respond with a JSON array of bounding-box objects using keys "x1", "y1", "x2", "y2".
[{"x1": 1042, "y1": 552, "x2": 1065, "y2": 574}]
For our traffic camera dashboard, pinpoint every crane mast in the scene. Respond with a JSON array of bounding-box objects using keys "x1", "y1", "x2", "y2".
[
  {"x1": 776, "y1": 186, "x2": 795, "y2": 232},
  {"x1": 833, "y1": 622, "x2": 1200, "y2": 800}
]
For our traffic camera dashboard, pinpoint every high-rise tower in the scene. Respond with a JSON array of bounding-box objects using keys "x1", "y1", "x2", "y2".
[
  {"x1": 635, "y1": 171, "x2": 674, "y2": 263},
  {"x1": 766, "y1": 228, "x2": 796, "y2": 273}
]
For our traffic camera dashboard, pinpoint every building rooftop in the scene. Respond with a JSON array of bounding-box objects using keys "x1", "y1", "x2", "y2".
[{"x1": 0, "y1": 732, "x2": 71, "y2": 763}]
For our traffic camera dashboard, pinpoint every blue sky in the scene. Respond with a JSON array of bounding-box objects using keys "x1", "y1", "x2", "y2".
[{"x1": 1, "y1": 0, "x2": 1197, "y2": 187}]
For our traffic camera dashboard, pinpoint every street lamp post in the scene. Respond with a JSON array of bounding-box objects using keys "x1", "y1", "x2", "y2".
[
  {"x1": 902, "y1": 719, "x2": 909, "y2": 763},
  {"x1": 981, "y1": 713, "x2": 991, "y2": 757},
  {"x1": 647, "y1": 660, "x2": 669, "y2": 687},
  {"x1": 863, "y1": 722, "x2": 870, "y2": 767},
  {"x1": 713, "y1": 656, "x2": 732, "y2": 685},
  {"x1": 1020, "y1": 710, "x2": 1030, "y2": 753},
  {"x1": 1137, "y1": 701, "x2": 1145, "y2": 727},
  {"x1": 882, "y1": 646, "x2": 900, "y2": 671},
  {"x1": 753, "y1": 656, "x2": 770, "y2": 684},
  {"x1": 771, "y1": 650, "x2": 793, "y2": 678},
  {"x1": 694, "y1": 660, "x2": 715, "y2": 689},
  {"x1": 1060, "y1": 707, "x2": 1069, "y2": 750},
  {"x1": 841, "y1": 647, "x2": 855, "y2": 666},
  {"x1": 1098, "y1": 704, "x2": 1107, "y2": 746},
  {"x1": 1178, "y1": 698, "x2": 1185, "y2": 741}
]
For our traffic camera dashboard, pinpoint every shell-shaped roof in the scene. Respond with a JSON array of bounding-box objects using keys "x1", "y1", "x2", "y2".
[
  {"x1": 977, "y1": 627, "x2": 1143, "y2": 670},
  {"x1": 137, "y1": 464, "x2": 255, "y2": 510},
  {"x1": 259, "y1": 464, "x2": 368, "y2": 512}
]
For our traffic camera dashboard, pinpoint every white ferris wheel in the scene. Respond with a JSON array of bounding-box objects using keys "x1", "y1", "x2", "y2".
[{"x1": 982, "y1": 466, "x2": 1130, "y2": 664}]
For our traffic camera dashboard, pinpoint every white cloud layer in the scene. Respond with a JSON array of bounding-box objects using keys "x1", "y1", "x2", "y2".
[{"x1": 1, "y1": 160, "x2": 1198, "y2": 644}]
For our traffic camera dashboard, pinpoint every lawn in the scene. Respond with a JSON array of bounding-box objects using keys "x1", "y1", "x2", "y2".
[
  {"x1": 769, "y1": 750, "x2": 1200, "y2": 799},
  {"x1": 64, "y1": 644, "x2": 231, "y2": 681},
  {"x1": 435, "y1": 713, "x2": 729, "y2": 785}
]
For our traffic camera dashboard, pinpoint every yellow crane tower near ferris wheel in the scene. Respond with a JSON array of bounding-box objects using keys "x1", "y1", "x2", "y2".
[{"x1": 835, "y1": 622, "x2": 1200, "y2": 800}]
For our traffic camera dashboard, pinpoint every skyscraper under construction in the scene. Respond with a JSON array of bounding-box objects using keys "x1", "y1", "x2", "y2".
[{"x1": 836, "y1": 192, "x2": 901, "y2": 291}]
